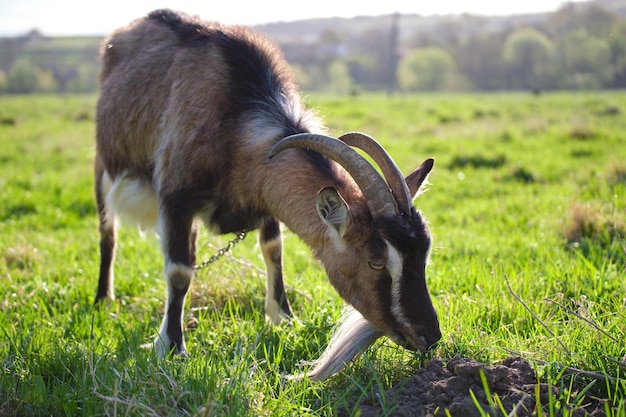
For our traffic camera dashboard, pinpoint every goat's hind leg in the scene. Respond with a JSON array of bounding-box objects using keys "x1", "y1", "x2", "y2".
[
  {"x1": 260, "y1": 217, "x2": 292, "y2": 324},
  {"x1": 94, "y1": 158, "x2": 117, "y2": 304}
]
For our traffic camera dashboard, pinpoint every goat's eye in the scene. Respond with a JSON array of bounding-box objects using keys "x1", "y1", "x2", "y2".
[{"x1": 368, "y1": 261, "x2": 385, "y2": 271}]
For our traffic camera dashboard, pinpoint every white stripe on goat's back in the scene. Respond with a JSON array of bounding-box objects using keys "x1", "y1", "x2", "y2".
[{"x1": 243, "y1": 117, "x2": 290, "y2": 147}]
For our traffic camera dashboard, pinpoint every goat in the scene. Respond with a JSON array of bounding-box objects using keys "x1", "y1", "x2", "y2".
[{"x1": 94, "y1": 9, "x2": 441, "y2": 381}]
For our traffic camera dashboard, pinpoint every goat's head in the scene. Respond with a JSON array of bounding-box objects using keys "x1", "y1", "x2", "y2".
[{"x1": 269, "y1": 132, "x2": 441, "y2": 352}]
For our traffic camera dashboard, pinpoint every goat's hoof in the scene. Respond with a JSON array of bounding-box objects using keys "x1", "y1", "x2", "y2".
[
  {"x1": 176, "y1": 349, "x2": 189, "y2": 360},
  {"x1": 266, "y1": 310, "x2": 298, "y2": 326},
  {"x1": 282, "y1": 315, "x2": 301, "y2": 328},
  {"x1": 142, "y1": 337, "x2": 188, "y2": 359},
  {"x1": 93, "y1": 295, "x2": 116, "y2": 309}
]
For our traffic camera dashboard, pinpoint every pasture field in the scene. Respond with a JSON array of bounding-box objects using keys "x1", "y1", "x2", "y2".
[{"x1": 0, "y1": 92, "x2": 625, "y2": 416}]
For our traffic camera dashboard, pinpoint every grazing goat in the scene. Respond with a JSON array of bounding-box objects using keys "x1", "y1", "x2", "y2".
[{"x1": 94, "y1": 9, "x2": 441, "y2": 381}]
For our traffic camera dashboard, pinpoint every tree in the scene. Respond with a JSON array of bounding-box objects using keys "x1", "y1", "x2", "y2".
[
  {"x1": 608, "y1": 21, "x2": 626, "y2": 88},
  {"x1": 397, "y1": 47, "x2": 457, "y2": 92},
  {"x1": 289, "y1": 63, "x2": 314, "y2": 92},
  {"x1": 345, "y1": 55, "x2": 378, "y2": 89},
  {"x1": 351, "y1": 27, "x2": 396, "y2": 89},
  {"x1": 453, "y1": 34, "x2": 507, "y2": 90},
  {"x1": 68, "y1": 63, "x2": 98, "y2": 93},
  {"x1": 386, "y1": 13, "x2": 400, "y2": 95},
  {"x1": 327, "y1": 60, "x2": 353, "y2": 95},
  {"x1": 6, "y1": 60, "x2": 58, "y2": 93},
  {"x1": 555, "y1": 29, "x2": 613, "y2": 89},
  {"x1": 503, "y1": 28, "x2": 554, "y2": 91},
  {"x1": 547, "y1": 3, "x2": 623, "y2": 88}
]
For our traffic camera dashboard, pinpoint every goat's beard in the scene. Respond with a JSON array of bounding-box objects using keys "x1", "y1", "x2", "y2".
[{"x1": 287, "y1": 307, "x2": 383, "y2": 381}]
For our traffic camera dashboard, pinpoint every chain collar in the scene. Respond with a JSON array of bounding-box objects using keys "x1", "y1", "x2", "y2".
[{"x1": 193, "y1": 230, "x2": 248, "y2": 271}]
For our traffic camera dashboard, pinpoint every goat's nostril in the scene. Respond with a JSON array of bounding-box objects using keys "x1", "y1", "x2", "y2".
[
  {"x1": 410, "y1": 325, "x2": 442, "y2": 351},
  {"x1": 426, "y1": 331, "x2": 441, "y2": 350},
  {"x1": 426, "y1": 339, "x2": 439, "y2": 350}
]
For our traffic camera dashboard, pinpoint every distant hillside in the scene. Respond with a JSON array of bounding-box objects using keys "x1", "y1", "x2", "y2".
[
  {"x1": 0, "y1": 0, "x2": 625, "y2": 93},
  {"x1": 256, "y1": 12, "x2": 549, "y2": 45},
  {"x1": 597, "y1": 0, "x2": 626, "y2": 15},
  {"x1": 256, "y1": 0, "x2": 626, "y2": 44},
  {"x1": 0, "y1": 30, "x2": 100, "y2": 93},
  {"x1": 254, "y1": 0, "x2": 626, "y2": 91}
]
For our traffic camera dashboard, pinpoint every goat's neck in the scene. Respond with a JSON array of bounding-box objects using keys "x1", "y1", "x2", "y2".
[
  {"x1": 255, "y1": 149, "x2": 357, "y2": 250},
  {"x1": 249, "y1": 147, "x2": 368, "y2": 303}
]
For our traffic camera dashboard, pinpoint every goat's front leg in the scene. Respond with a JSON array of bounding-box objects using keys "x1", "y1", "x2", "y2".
[
  {"x1": 153, "y1": 199, "x2": 195, "y2": 357},
  {"x1": 259, "y1": 217, "x2": 292, "y2": 324}
]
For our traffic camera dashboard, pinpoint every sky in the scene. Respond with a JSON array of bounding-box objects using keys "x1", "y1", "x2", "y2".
[{"x1": 0, "y1": 0, "x2": 587, "y2": 37}]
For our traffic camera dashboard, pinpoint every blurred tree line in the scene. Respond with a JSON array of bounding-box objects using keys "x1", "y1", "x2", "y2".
[
  {"x1": 0, "y1": 30, "x2": 99, "y2": 94},
  {"x1": 0, "y1": 1, "x2": 625, "y2": 94},
  {"x1": 284, "y1": 1, "x2": 626, "y2": 93}
]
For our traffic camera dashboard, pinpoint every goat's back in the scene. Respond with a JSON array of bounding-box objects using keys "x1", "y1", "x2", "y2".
[{"x1": 96, "y1": 9, "x2": 309, "y2": 182}]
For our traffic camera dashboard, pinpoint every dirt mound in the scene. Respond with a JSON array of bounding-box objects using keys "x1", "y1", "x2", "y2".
[{"x1": 341, "y1": 356, "x2": 605, "y2": 416}]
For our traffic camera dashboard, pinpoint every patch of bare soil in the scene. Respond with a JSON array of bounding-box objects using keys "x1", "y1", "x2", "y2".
[{"x1": 340, "y1": 356, "x2": 606, "y2": 416}]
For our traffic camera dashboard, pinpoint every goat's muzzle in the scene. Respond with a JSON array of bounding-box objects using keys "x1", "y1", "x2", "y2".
[{"x1": 391, "y1": 322, "x2": 442, "y2": 353}]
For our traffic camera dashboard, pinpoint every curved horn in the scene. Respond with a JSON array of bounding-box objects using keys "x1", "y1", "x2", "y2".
[
  {"x1": 338, "y1": 132, "x2": 412, "y2": 214},
  {"x1": 268, "y1": 133, "x2": 398, "y2": 219}
]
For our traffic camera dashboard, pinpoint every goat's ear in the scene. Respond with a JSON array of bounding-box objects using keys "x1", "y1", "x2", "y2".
[
  {"x1": 317, "y1": 187, "x2": 351, "y2": 237},
  {"x1": 406, "y1": 158, "x2": 434, "y2": 199}
]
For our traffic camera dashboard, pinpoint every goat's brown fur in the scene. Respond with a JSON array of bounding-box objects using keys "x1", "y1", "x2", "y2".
[{"x1": 95, "y1": 9, "x2": 441, "y2": 380}]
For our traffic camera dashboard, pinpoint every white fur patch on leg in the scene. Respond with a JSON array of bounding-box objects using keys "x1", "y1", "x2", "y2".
[
  {"x1": 100, "y1": 170, "x2": 119, "y2": 230},
  {"x1": 140, "y1": 329, "x2": 175, "y2": 358},
  {"x1": 145, "y1": 262, "x2": 193, "y2": 358},
  {"x1": 260, "y1": 237, "x2": 285, "y2": 325},
  {"x1": 146, "y1": 328, "x2": 173, "y2": 358},
  {"x1": 106, "y1": 174, "x2": 159, "y2": 232},
  {"x1": 164, "y1": 261, "x2": 194, "y2": 291},
  {"x1": 265, "y1": 298, "x2": 281, "y2": 325}
]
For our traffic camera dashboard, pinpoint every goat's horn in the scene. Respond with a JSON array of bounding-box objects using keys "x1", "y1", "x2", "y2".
[
  {"x1": 338, "y1": 132, "x2": 412, "y2": 215},
  {"x1": 268, "y1": 133, "x2": 398, "y2": 219}
]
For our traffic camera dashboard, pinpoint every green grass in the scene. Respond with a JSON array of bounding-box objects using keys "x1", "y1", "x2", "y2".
[{"x1": 1, "y1": 92, "x2": 625, "y2": 416}]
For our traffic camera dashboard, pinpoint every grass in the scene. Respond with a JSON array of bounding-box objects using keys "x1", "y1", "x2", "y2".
[{"x1": 1, "y1": 91, "x2": 625, "y2": 416}]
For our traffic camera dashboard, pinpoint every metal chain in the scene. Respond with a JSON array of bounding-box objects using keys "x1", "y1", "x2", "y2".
[{"x1": 193, "y1": 230, "x2": 248, "y2": 271}]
